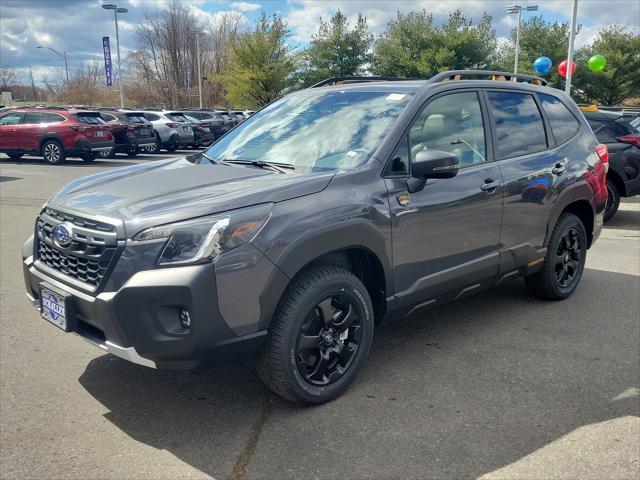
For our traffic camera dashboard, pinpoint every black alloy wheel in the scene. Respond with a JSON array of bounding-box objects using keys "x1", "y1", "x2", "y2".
[
  {"x1": 554, "y1": 226, "x2": 582, "y2": 288},
  {"x1": 296, "y1": 292, "x2": 362, "y2": 386},
  {"x1": 525, "y1": 212, "x2": 587, "y2": 300}
]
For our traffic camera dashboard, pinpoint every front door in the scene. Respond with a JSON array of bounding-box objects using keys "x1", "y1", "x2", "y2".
[
  {"x1": 384, "y1": 90, "x2": 504, "y2": 308},
  {"x1": 0, "y1": 111, "x2": 24, "y2": 149}
]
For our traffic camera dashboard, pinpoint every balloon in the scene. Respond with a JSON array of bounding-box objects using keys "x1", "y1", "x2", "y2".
[
  {"x1": 588, "y1": 54, "x2": 606, "y2": 72},
  {"x1": 558, "y1": 59, "x2": 576, "y2": 78},
  {"x1": 533, "y1": 56, "x2": 552, "y2": 75}
]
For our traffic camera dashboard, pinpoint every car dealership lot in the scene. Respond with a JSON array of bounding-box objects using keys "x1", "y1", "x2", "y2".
[{"x1": 1, "y1": 154, "x2": 638, "y2": 479}]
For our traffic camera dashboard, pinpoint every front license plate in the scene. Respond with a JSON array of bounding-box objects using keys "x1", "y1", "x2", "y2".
[
  {"x1": 40, "y1": 286, "x2": 69, "y2": 331},
  {"x1": 96, "y1": 130, "x2": 105, "y2": 137}
]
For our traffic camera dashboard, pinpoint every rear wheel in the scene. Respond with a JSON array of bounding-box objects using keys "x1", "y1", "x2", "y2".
[
  {"x1": 7, "y1": 152, "x2": 23, "y2": 159},
  {"x1": 166, "y1": 144, "x2": 177, "y2": 153},
  {"x1": 257, "y1": 265, "x2": 374, "y2": 404},
  {"x1": 525, "y1": 212, "x2": 587, "y2": 300},
  {"x1": 127, "y1": 146, "x2": 139, "y2": 157},
  {"x1": 41, "y1": 140, "x2": 65, "y2": 165},
  {"x1": 603, "y1": 178, "x2": 620, "y2": 222},
  {"x1": 150, "y1": 132, "x2": 162, "y2": 154}
]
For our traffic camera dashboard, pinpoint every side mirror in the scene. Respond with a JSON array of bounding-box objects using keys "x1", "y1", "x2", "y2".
[{"x1": 412, "y1": 150, "x2": 459, "y2": 179}]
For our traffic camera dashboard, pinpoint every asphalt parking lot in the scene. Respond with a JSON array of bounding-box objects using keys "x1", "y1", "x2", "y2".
[{"x1": 1, "y1": 153, "x2": 639, "y2": 480}]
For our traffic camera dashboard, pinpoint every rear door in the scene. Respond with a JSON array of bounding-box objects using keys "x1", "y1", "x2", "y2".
[
  {"x1": 485, "y1": 89, "x2": 579, "y2": 272},
  {"x1": 16, "y1": 111, "x2": 45, "y2": 149},
  {"x1": 385, "y1": 89, "x2": 504, "y2": 307}
]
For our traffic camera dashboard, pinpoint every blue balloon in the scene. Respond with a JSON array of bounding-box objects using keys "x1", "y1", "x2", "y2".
[{"x1": 533, "y1": 56, "x2": 552, "y2": 75}]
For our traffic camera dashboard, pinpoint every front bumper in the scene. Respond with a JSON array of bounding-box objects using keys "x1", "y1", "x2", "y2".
[{"x1": 23, "y1": 254, "x2": 268, "y2": 370}]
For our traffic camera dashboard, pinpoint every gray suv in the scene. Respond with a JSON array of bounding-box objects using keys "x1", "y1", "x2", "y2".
[
  {"x1": 22, "y1": 71, "x2": 608, "y2": 404},
  {"x1": 140, "y1": 110, "x2": 194, "y2": 153}
]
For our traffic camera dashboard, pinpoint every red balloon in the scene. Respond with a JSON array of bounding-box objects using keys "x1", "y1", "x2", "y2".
[{"x1": 558, "y1": 59, "x2": 577, "y2": 78}]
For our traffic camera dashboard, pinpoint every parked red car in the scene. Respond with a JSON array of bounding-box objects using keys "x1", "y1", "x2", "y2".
[
  {"x1": 0, "y1": 108, "x2": 113, "y2": 164},
  {"x1": 98, "y1": 110, "x2": 155, "y2": 157}
]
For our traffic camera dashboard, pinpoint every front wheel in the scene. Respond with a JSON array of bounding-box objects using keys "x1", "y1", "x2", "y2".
[
  {"x1": 7, "y1": 152, "x2": 23, "y2": 160},
  {"x1": 525, "y1": 212, "x2": 587, "y2": 300},
  {"x1": 603, "y1": 178, "x2": 620, "y2": 222},
  {"x1": 257, "y1": 265, "x2": 374, "y2": 405},
  {"x1": 81, "y1": 152, "x2": 97, "y2": 162}
]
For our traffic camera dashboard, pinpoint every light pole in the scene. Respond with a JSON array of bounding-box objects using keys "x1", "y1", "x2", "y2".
[
  {"x1": 565, "y1": 0, "x2": 579, "y2": 94},
  {"x1": 102, "y1": 4, "x2": 128, "y2": 108},
  {"x1": 506, "y1": 4, "x2": 538, "y2": 75},
  {"x1": 191, "y1": 31, "x2": 204, "y2": 109},
  {"x1": 36, "y1": 46, "x2": 69, "y2": 83}
]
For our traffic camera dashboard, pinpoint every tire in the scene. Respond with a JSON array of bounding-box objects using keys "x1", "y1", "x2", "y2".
[
  {"x1": 81, "y1": 152, "x2": 97, "y2": 162},
  {"x1": 603, "y1": 178, "x2": 620, "y2": 222},
  {"x1": 127, "y1": 146, "x2": 139, "y2": 157},
  {"x1": 150, "y1": 132, "x2": 162, "y2": 154},
  {"x1": 7, "y1": 152, "x2": 23, "y2": 159},
  {"x1": 525, "y1": 212, "x2": 588, "y2": 300},
  {"x1": 257, "y1": 265, "x2": 374, "y2": 405},
  {"x1": 41, "y1": 140, "x2": 65, "y2": 165},
  {"x1": 166, "y1": 144, "x2": 177, "y2": 153}
]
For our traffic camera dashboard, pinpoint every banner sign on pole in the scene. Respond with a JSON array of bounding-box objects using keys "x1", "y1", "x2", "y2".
[{"x1": 103, "y1": 36, "x2": 113, "y2": 87}]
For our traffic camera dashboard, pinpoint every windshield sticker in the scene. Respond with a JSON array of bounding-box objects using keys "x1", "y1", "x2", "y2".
[{"x1": 386, "y1": 93, "x2": 406, "y2": 101}]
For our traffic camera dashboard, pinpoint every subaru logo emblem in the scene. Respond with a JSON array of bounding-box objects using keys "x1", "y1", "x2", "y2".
[{"x1": 52, "y1": 222, "x2": 74, "y2": 248}]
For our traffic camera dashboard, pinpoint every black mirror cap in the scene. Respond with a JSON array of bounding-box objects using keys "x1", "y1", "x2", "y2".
[{"x1": 412, "y1": 150, "x2": 459, "y2": 179}]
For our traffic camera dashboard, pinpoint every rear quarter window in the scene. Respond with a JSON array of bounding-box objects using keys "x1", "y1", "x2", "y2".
[
  {"x1": 538, "y1": 93, "x2": 580, "y2": 144},
  {"x1": 487, "y1": 91, "x2": 548, "y2": 159},
  {"x1": 144, "y1": 113, "x2": 160, "y2": 121},
  {"x1": 44, "y1": 113, "x2": 65, "y2": 123}
]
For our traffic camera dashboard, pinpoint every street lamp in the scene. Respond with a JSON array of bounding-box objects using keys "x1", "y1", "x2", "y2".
[
  {"x1": 36, "y1": 46, "x2": 69, "y2": 83},
  {"x1": 506, "y1": 4, "x2": 538, "y2": 75},
  {"x1": 102, "y1": 3, "x2": 128, "y2": 108},
  {"x1": 191, "y1": 31, "x2": 204, "y2": 109}
]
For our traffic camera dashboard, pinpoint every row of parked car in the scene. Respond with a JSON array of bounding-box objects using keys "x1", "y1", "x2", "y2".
[{"x1": 0, "y1": 106, "x2": 255, "y2": 163}]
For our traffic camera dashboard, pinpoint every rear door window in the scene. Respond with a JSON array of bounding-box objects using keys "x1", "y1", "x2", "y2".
[
  {"x1": 44, "y1": 113, "x2": 65, "y2": 123},
  {"x1": 487, "y1": 91, "x2": 548, "y2": 158},
  {"x1": 21, "y1": 112, "x2": 45, "y2": 124},
  {"x1": 0, "y1": 112, "x2": 23, "y2": 125},
  {"x1": 538, "y1": 93, "x2": 580, "y2": 144}
]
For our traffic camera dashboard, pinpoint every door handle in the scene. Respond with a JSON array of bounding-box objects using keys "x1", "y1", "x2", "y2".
[
  {"x1": 552, "y1": 161, "x2": 566, "y2": 174},
  {"x1": 481, "y1": 178, "x2": 501, "y2": 192}
]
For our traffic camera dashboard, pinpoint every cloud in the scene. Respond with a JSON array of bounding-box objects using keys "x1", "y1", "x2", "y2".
[{"x1": 230, "y1": 2, "x2": 261, "y2": 12}]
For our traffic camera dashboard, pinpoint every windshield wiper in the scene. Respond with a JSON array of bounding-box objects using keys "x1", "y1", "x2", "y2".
[{"x1": 223, "y1": 159, "x2": 295, "y2": 174}]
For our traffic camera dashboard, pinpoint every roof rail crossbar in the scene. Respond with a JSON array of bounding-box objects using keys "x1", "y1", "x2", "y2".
[
  {"x1": 429, "y1": 70, "x2": 548, "y2": 86},
  {"x1": 309, "y1": 76, "x2": 413, "y2": 88}
]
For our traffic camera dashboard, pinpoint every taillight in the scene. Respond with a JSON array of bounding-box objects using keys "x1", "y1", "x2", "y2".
[
  {"x1": 595, "y1": 144, "x2": 609, "y2": 174},
  {"x1": 166, "y1": 122, "x2": 179, "y2": 128},
  {"x1": 615, "y1": 135, "x2": 640, "y2": 147}
]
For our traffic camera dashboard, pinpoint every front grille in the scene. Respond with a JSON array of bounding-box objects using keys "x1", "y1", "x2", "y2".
[{"x1": 35, "y1": 209, "x2": 119, "y2": 288}]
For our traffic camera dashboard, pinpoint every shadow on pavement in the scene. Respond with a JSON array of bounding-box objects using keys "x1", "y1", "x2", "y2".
[
  {"x1": 605, "y1": 207, "x2": 640, "y2": 231},
  {"x1": 79, "y1": 269, "x2": 640, "y2": 479}
]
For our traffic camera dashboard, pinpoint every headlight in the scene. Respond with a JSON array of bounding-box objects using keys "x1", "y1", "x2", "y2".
[{"x1": 133, "y1": 204, "x2": 273, "y2": 266}]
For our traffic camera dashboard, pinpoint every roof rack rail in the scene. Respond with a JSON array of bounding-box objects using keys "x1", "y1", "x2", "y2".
[
  {"x1": 43, "y1": 105, "x2": 69, "y2": 110},
  {"x1": 428, "y1": 70, "x2": 548, "y2": 86},
  {"x1": 309, "y1": 76, "x2": 413, "y2": 88}
]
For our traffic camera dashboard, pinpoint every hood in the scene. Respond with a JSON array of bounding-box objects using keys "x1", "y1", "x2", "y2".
[{"x1": 48, "y1": 157, "x2": 334, "y2": 237}]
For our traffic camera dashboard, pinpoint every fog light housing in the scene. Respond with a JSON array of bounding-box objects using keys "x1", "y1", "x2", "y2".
[{"x1": 179, "y1": 308, "x2": 191, "y2": 329}]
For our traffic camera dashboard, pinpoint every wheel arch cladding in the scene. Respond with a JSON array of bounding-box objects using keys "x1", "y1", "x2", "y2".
[
  {"x1": 259, "y1": 220, "x2": 392, "y2": 329},
  {"x1": 39, "y1": 135, "x2": 63, "y2": 150},
  {"x1": 561, "y1": 200, "x2": 595, "y2": 248}
]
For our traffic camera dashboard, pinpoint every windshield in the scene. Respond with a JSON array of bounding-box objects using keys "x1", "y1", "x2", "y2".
[{"x1": 203, "y1": 89, "x2": 411, "y2": 172}]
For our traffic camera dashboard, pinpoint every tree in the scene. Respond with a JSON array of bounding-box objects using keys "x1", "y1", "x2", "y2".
[
  {"x1": 218, "y1": 13, "x2": 296, "y2": 108},
  {"x1": 572, "y1": 25, "x2": 640, "y2": 105},
  {"x1": 0, "y1": 65, "x2": 17, "y2": 91},
  {"x1": 298, "y1": 10, "x2": 373, "y2": 87},
  {"x1": 372, "y1": 10, "x2": 496, "y2": 78},
  {"x1": 493, "y1": 16, "x2": 576, "y2": 89}
]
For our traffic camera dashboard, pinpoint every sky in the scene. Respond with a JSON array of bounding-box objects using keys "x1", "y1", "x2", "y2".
[{"x1": 1, "y1": 0, "x2": 639, "y2": 85}]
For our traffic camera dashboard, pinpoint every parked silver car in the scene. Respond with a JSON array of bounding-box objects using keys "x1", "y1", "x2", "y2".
[{"x1": 139, "y1": 110, "x2": 194, "y2": 153}]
